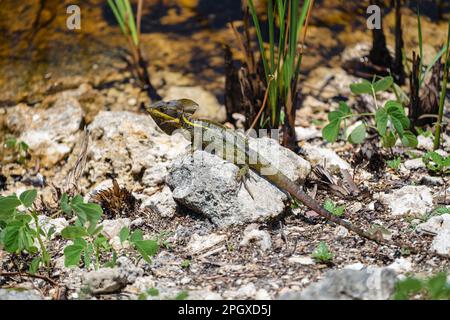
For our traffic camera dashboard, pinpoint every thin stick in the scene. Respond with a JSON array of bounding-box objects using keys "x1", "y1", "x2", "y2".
[
  {"x1": 246, "y1": 78, "x2": 272, "y2": 136},
  {"x1": 0, "y1": 272, "x2": 59, "y2": 287}
]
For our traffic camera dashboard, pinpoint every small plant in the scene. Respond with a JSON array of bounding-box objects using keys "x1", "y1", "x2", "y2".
[
  {"x1": 3, "y1": 137, "x2": 29, "y2": 164},
  {"x1": 323, "y1": 199, "x2": 345, "y2": 217},
  {"x1": 311, "y1": 242, "x2": 333, "y2": 263},
  {"x1": 181, "y1": 259, "x2": 190, "y2": 269},
  {"x1": 422, "y1": 151, "x2": 450, "y2": 176},
  {"x1": 174, "y1": 291, "x2": 189, "y2": 300},
  {"x1": 107, "y1": 0, "x2": 160, "y2": 100},
  {"x1": 392, "y1": 272, "x2": 450, "y2": 300},
  {"x1": 386, "y1": 157, "x2": 402, "y2": 171},
  {"x1": 61, "y1": 195, "x2": 159, "y2": 270},
  {"x1": 138, "y1": 287, "x2": 159, "y2": 300},
  {"x1": 247, "y1": 0, "x2": 313, "y2": 147},
  {"x1": 419, "y1": 206, "x2": 450, "y2": 223},
  {"x1": 119, "y1": 227, "x2": 159, "y2": 264},
  {"x1": 0, "y1": 189, "x2": 50, "y2": 273},
  {"x1": 60, "y1": 194, "x2": 108, "y2": 270},
  {"x1": 322, "y1": 76, "x2": 417, "y2": 149}
]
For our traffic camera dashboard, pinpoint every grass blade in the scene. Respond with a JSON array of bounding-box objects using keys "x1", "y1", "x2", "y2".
[
  {"x1": 433, "y1": 18, "x2": 450, "y2": 150},
  {"x1": 417, "y1": 5, "x2": 423, "y2": 85},
  {"x1": 248, "y1": 0, "x2": 270, "y2": 81}
]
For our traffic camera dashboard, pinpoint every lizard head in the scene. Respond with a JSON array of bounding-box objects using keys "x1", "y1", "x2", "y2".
[{"x1": 146, "y1": 99, "x2": 199, "y2": 135}]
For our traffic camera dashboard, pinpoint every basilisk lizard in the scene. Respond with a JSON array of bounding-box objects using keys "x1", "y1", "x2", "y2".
[{"x1": 146, "y1": 99, "x2": 419, "y2": 253}]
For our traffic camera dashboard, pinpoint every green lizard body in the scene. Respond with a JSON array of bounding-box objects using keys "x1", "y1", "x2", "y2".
[{"x1": 146, "y1": 99, "x2": 415, "y2": 251}]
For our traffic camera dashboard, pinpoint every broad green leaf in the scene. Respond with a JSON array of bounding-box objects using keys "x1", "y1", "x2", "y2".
[
  {"x1": 3, "y1": 220, "x2": 34, "y2": 253},
  {"x1": 382, "y1": 131, "x2": 397, "y2": 148},
  {"x1": 93, "y1": 234, "x2": 108, "y2": 247},
  {"x1": 119, "y1": 227, "x2": 130, "y2": 244},
  {"x1": 146, "y1": 288, "x2": 159, "y2": 297},
  {"x1": 73, "y1": 237, "x2": 88, "y2": 248},
  {"x1": 427, "y1": 273, "x2": 449, "y2": 299},
  {"x1": 71, "y1": 202, "x2": 102, "y2": 227},
  {"x1": 29, "y1": 257, "x2": 41, "y2": 274},
  {"x1": 18, "y1": 141, "x2": 29, "y2": 152},
  {"x1": 322, "y1": 119, "x2": 341, "y2": 143},
  {"x1": 375, "y1": 107, "x2": 388, "y2": 136},
  {"x1": 4, "y1": 138, "x2": 17, "y2": 149},
  {"x1": 61, "y1": 226, "x2": 88, "y2": 239},
  {"x1": 350, "y1": 80, "x2": 373, "y2": 95},
  {"x1": 373, "y1": 76, "x2": 393, "y2": 93},
  {"x1": 0, "y1": 195, "x2": 21, "y2": 215},
  {"x1": 349, "y1": 124, "x2": 366, "y2": 144},
  {"x1": 64, "y1": 244, "x2": 84, "y2": 267},
  {"x1": 328, "y1": 110, "x2": 343, "y2": 121},
  {"x1": 90, "y1": 225, "x2": 103, "y2": 237},
  {"x1": 338, "y1": 101, "x2": 351, "y2": 115},
  {"x1": 385, "y1": 101, "x2": 409, "y2": 137},
  {"x1": 393, "y1": 277, "x2": 423, "y2": 300},
  {"x1": 71, "y1": 195, "x2": 84, "y2": 206},
  {"x1": 130, "y1": 229, "x2": 144, "y2": 242},
  {"x1": 401, "y1": 131, "x2": 418, "y2": 148},
  {"x1": 19, "y1": 189, "x2": 37, "y2": 208},
  {"x1": 134, "y1": 240, "x2": 159, "y2": 263}
]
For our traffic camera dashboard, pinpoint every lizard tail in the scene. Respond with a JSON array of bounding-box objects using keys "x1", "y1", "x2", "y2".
[{"x1": 274, "y1": 174, "x2": 418, "y2": 253}]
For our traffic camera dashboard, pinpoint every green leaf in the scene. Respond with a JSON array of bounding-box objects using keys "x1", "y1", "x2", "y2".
[
  {"x1": 328, "y1": 110, "x2": 342, "y2": 121},
  {"x1": 382, "y1": 130, "x2": 397, "y2": 148},
  {"x1": 375, "y1": 107, "x2": 388, "y2": 136},
  {"x1": 60, "y1": 193, "x2": 72, "y2": 214},
  {"x1": 385, "y1": 101, "x2": 410, "y2": 136},
  {"x1": 350, "y1": 80, "x2": 373, "y2": 95},
  {"x1": 71, "y1": 195, "x2": 84, "y2": 206},
  {"x1": 0, "y1": 195, "x2": 21, "y2": 216},
  {"x1": 311, "y1": 242, "x2": 333, "y2": 263},
  {"x1": 393, "y1": 277, "x2": 423, "y2": 300},
  {"x1": 174, "y1": 291, "x2": 189, "y2": 300},
  {"x1": 134, "y1": 240, "x2": 159, "y2": 263},
  {"x1": 146, "y1": 288, "x2": 159, "y2": 297},
  {"x1": 338, "y1": 101, "x2": 352, "y2": 116},
  {"x1": 427, "y1": 272, "x2": 448, "y2": 299},
  {"x1": 18, "y1": 141, "x2": 29, "y2": 152},
  {"x1": 93, "y1": 234, "x2": 108, "y2": 247},
  {"x1": 323, "y1": 199, "x2": 345, "y2": 217},
  {"x1": 71, "y1": 202, "x2": 102, "y2": 227},
  {"x1": 64, "y1": 244, "x2": 84, "y2": 267},
  {"x1": 401, "y1": 131, "x2": 418, "y2": 148},
  {"x1": 119, "y1": 227, "x2": 130, "y2": 244},
  {"x1": 3, "y1": 220, "x2": 34, "y2": 253},
  {"x1": 19, "y1": 189, "x2": 37, "y2": 208},
  {"x1": 322, "y1": 119, "x2": 341, "y2": 142},
  {"x1": 29, "y1": 257, "x2": 41, "y2": 274},
  {"x1": 4, "y1": 138, "x2": 17, "y2": 149},
  {"x1": 61, "y1": 226, "x2": 88, "y2": 239},
  {"x1": 130, "y1": 229, "x2": 144, "y2": 242},
  {"x1": 349, "y1": 124, "x2": 366, "y2": 144},
  {"x1": 373, "y1": 76, "x2": 393, "y2": 93}
]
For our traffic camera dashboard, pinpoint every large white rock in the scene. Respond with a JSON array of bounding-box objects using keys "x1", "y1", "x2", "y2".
[
  {"x1": 375, "y1": 185, "x2": 433, "y2": 216},
  {"x1": 417, "y1": 214, "x2": 450, "y2": 256},
  {"x1": 302, "y1": 143, "x2": 351, "y2": 171},
  {"x1": 6, "y1": 97, "x2": 83, "y2": 167}
]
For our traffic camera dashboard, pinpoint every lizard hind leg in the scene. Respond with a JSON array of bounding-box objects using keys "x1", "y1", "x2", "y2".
[{"x1": 235, "y1": 165, "x2": 256, "y2": 200}]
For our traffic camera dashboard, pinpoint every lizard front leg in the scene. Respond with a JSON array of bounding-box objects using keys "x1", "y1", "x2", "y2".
[{"x1": 235, "y1": 165, "x2": 256, "y2": 200}]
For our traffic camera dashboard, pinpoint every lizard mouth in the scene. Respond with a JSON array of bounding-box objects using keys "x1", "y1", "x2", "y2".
[{"x1": 147, "y1": 106, "x2": 182, "y2": 134}]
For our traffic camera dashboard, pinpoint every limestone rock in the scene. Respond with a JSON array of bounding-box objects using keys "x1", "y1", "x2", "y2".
[{"x1": 375, "y1": 185, "x2": 433, "y2": 216}]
